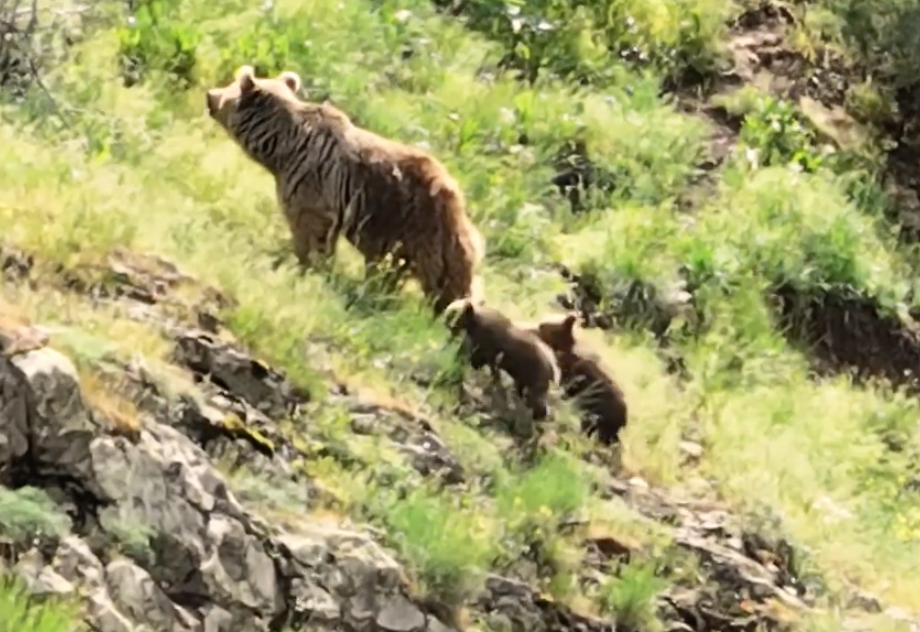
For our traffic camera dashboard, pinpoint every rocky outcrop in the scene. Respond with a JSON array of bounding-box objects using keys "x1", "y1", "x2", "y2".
[
  {"x1": 0, "y1": 347, "x2": 445, "y2": 632},
  {"x1": 3, "y1": 246, "x2": 919, "y2": 632},
  {"x1": 0, "y1": 341, "x2": 832, "y2": 632}
]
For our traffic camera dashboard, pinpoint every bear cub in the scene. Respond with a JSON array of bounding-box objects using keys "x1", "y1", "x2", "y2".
[
  {"x1": 445, "y1": 299, "x2": 560, "y2": 420},
  {"x1": 529, "y1": 313, "x2": 628, "y2": 445}
]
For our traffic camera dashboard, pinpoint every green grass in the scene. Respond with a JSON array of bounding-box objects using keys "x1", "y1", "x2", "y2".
[
  {"x1": 598, "y1": 560, "x2": 668, "y2": 632},
  {"x1": 0, "y1": 576, "x2": 80, "y2": 632},
  {"x1": 4, "y1": 0, "x2": 920, "y2": 626}
]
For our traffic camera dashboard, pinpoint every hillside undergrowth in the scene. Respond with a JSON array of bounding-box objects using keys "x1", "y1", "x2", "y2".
[{"x1": 4, "y1": 0, "x2": 920, "y2": 629}]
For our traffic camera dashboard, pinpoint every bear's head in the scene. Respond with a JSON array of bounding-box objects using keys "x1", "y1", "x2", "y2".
[
  {"x1": 205, "y1": 65, "x2": 303, "y2": 132},
  {"x1": 443, "y1": 297, "x2": 477, "y2": 337},
  {"x1": 534, "y1": 312, "x2": 578, "y2": 354}
]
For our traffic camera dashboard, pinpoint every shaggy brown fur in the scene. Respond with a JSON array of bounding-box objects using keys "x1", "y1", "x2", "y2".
[
  {"x1": 206, "y1": 65, "x2": 486, "y2": 313},
  {"x1": 528, "y1": 313, "x2": 628, "y2": 445},
  {"x1": 445, "y1": 299, "x2": 560, "y2": 420}
]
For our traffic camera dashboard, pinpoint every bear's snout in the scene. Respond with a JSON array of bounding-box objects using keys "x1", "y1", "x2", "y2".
[{"x1": 206, "y1": 91, "x2": 221, "y2": 117}]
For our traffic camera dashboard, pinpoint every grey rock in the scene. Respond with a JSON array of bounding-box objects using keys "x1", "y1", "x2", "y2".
[
  {"x1": 340, "y1": 397, "x2": 464, "y2": 485},
  {"x1": 0, "y1": 344, "x2": 445, "y2": 632},
  {"x1": 31, "y1": 565, "x2": 75, "y2": 596},
  {"x1": 105, "y1": 330, "x2": 463, "y2": 492},
  {"x1": 201, "y1": 605, "x2": 235, "y2": 632},
  {"x1": 0, "y1": 355, "x2": 32, "y2": 467},
  {"x1": 476, "y1": 574, "x2": 615, "y2": 632},
  {"x1": 171, "y1": 329, "x2": 309, "y2": 420},
  {"x1": 847, "y1": 589, "x2": 883, "y2": 613},
  {"x1": 86, "y1": 589, "x2": 137, "y2": 632},
  {"x1": 53, "y1": 535, "x2": 106, "y2": 587},
  {"x1": 105, "y1": 559, "x2": 195, "y2": 632},
  {"x1": 376, "y1": 595, "x2": 427, "y2": 632}
]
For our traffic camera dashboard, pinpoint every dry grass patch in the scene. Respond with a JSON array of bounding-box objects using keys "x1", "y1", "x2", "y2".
[
  {"x1": 78, "y1": 369, "x2": 144, "y2": 439},
  {"x1": 0, "y1": 308, "x2": 50, "y2": 357},
  {"x1": 1, "y1": 284, "x2": 172, "y2": 367}
]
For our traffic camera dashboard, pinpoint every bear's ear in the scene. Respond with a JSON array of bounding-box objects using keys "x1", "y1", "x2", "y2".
[
  {"x1": 444, "y1": 298, "x2": 466, "y2": 315},
  {"x1": 443, "y1": 298, "x2": 472, "y2": 325},
  {"x1": 236, "y1": 65, "x2": 257, "y2": 93},
  {"x1": 279, "y1": 70, "x2": 302, "y2": 93},
  {"x1": 562, "y1": 313, "x2": 577, "y2": 334}
]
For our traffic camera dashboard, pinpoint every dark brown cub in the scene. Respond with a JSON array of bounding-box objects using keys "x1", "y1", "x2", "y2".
[
  {"x1": 530, "y1": 313, "x2": 628, "y2": 445},
  {"x1": 445, "y1": 299, "x2": 560, "y2": 420}
]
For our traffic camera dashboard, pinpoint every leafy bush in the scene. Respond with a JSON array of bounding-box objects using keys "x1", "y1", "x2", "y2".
[
  {"x1": 438, "y1": 0, "x2": 730, "y2": 85},
  {"x1": 0, "y1": 487, "x2": 71, "y2": 547},
  {"x1": 215, "y1": 5, "x2": 293, "y2": 81},
  {"x1": 599, "y1": 560, "x2": 668, "y2": 632},
  {"x1": 739, "y1": 96, "x2": 825, "y2": 172},
  {"x1": 491, "y1": 453, "x2": 590, "y2": 591},
  {"x1": 828, "y1": 0, "x2": 920, "y2": 98},
  {"x1": 99, "y1": 508, "x2": 156, "y2": 565},
  {"x1": 693, "y1": 165, "x2": 905, "y2": 300},
  {"x1": 495, "y1": 452, "x2": 588, "y2": 535},
  {"x1": 117, "y1": 0, "x2": 200, "y2": 87}
]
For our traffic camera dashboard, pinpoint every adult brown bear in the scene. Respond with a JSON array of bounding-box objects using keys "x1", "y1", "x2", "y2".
[{"x1": 206, "y1": 65, "x2": 486, "y2": 313}]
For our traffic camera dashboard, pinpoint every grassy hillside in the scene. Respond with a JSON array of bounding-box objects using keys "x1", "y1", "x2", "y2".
[{"x1": 4, "y1": 0, "x2": 920, "y2": 628}]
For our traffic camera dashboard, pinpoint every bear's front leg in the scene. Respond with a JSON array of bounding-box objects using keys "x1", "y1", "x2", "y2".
[{"x1": 286, "y1": 206, "x2": 340, "y2": 275}]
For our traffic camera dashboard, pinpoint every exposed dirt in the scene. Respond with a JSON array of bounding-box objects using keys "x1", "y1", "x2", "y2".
[
  {"x1": 664, "y1": 2, "x2": 802, "y2": 213},
  {"x1": 667, "y1": 2, "x2": 851, "y2": 114},
  {"x1": 549, "y1": 139, "x2": 619, "y2": 215},
  {"x1": 688, "y1": 1, "x2": 920, "y2": 243},
  {"x1": 877, "y1": 93, "x2": 920, "y2": 243},
  {"x1": 674, "y1": 112, "x2": 738, "y2": 213},
  {"x1": 552, "y1": 248, "x2": 920, "y2": 398},
  {"x1": 687, "y1": 2, "x2": 920, "y2": 390},
  {"x1": 554, "y1": 264, "x2": 697, "y2": 383},
  {"x1": 0, "y1": 244, "x2": 235, "y2": 333},
  {"x1": 771, "y1": 283, "x2": 920, "y2": 393}
]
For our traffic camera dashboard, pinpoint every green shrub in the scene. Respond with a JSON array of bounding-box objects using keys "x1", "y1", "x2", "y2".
[
  {"x1": 99, "y1": 509, "x2": 156, "y2": 565},
  {"x1": 437, "y1": 0, "x2": 730, "y2": 85},
  {"x1": 374, "y1": 486, "x2": 497, "y2": 605},
  {"x1": 215, "y1": 6, "x2": 294, "y2": 81},
  {"x1": 494, "y1": 451, "x2": 588, "y2": 532},
  {"x1": 739, "y1": 96, "x2": 825, "y2": 172},
  {"x1": 599, "y1": 560, "x2": 668, "y2": 632},
  {"x1": 0, "y1": 487, "x2": 71, "y2": 547},
  {"x1": 117, "y1": 0, "x2": 200, "y2": 88},
  {"x1": 827, "y1": 0, "x2": 920, "y2": 97}
]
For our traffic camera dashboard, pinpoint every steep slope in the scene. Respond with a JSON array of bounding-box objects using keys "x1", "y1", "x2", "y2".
[
  {"x1": 3, "y1": 0, "x2": 920, "y2": 630},
  {"x1": 0, "y1": 252, "x2": 830, "y2": 631}
]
